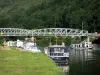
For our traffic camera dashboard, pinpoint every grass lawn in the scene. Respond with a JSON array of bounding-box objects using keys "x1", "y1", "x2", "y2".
[{"x1": 0, "y1": 47, "x2": 65, "y2": 75}]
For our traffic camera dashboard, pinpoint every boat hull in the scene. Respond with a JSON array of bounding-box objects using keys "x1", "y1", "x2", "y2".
[{"x1": 51, "y1": 57, "x2": 69, "y2": 63}]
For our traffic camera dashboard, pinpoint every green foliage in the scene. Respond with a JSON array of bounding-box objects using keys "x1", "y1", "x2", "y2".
[
  {"x1": 36, "y1": 36, "x2": 73, "y2": 46},
  {"x1": 0, "y1": 0, "x2": 99, "y2": 32},
  {"x1": 0, "y1": 36, "x2": 4, "y2": 46}
]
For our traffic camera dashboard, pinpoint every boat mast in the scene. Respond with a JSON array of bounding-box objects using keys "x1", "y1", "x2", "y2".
[
  {"x1": 49, "y1": 37, "x2": 52, "y2": 46},
  {"x1": 62, "y1": 37, "x2": 65, "y2": 46},
  {"x1": 55, "y1": 36, "x2": 58, "y2": 45}
]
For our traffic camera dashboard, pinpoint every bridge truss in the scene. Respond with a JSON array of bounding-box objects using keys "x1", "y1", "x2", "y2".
[{"x1": 0, "y1": 28, "x2": 93, "y2": 37}]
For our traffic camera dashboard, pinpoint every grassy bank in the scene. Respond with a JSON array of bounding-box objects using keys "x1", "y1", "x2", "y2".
[{"x1": 0, "y1": 48, "x2": 65, "y2": 75}]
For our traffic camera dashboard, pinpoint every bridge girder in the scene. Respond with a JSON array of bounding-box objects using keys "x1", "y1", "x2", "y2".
[{"x1": 0, "y1": 28, "x2": 89, "y2": 36}]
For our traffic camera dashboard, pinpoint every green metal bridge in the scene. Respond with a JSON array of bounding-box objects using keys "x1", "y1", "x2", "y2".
[{"x1": 0, "y1": 28, "x2": 97, "y2": 37}]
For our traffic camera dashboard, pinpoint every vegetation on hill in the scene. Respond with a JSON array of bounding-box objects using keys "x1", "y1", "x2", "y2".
[
  {"x1": 0, "y1": 0, "x2": 100, "y2": 32},
  {"x1": 0, "y1": 48, "x2": 65, "y2": 75}
]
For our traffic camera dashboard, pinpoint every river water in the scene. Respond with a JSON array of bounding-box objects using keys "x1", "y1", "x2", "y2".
[
  {"x1": 68, "y1": 49, "x2": 100, "y2": 75},
  {"x1": 57, "y1": 49, "x2": 100, "y2": 75}
]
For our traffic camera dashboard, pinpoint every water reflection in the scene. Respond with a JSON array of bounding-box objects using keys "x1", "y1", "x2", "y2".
[
  {"x1": 57, "y1": 63, "x2": 69, "y2": 74},
  {"x1": 69, "y1": 49, "x2": 100, "y2": 75}
]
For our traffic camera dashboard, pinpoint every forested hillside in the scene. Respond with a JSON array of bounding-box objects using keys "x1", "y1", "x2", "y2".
[{"x1": 0, "y1": 0, "x2": 100, "y2": 32}]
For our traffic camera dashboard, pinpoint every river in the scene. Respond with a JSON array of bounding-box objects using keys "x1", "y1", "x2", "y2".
[
  {"x1": 57, "y1": 49, "x2": 100, "y2": 75},
  {"x1": 68, "y1": 49, "x2": 100, "y2": 75}
]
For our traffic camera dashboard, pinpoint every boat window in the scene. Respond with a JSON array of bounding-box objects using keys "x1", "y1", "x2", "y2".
[
  {"x1": 54, "y1": 48, "x2": 64, "y2": 52},
  {"x1": 50, "y1": 49, "x2": 54, "y2": 52},
  {"x1": 50, "y1": 53, "x2": 53, "y2": 56},
  {"x1": 58, "y1": 53, "x2": 63, "y2": 56},
  {"x1": 54, "y1": 53, "x2": 57, "y2": 56},
  {"x1": 50, "y1": 53, "x2": 58, "y2": 56}
]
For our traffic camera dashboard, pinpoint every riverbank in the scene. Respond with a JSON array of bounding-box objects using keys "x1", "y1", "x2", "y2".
[{"x1": 0, "y1": 47, "x2": 65, "y2": 75}]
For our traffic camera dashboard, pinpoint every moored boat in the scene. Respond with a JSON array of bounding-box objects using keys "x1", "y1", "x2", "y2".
[
  {"x1": 16, "y1": 37, "x2": 41, "y2": 53},
  {"x1": 44, "y1": 42, "x2": 69, "y2": 64}
]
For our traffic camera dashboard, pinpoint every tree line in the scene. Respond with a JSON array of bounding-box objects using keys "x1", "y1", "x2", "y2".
[{"x1": 0, "y1": 0, "x2": 100, "y2": 33}]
